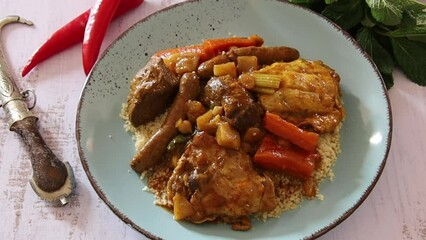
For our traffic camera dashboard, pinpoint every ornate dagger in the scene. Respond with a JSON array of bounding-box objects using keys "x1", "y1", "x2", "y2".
[{"x1": 0, "y1": 16, "x2": 74, "y2": 205}]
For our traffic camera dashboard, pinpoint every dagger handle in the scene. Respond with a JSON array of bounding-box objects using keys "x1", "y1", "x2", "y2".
[
  {"x1": 0, "y1": 16, "x2": 35, "y2": 127},
  {"x1": 0, "y1": 16, "x2": 73, "y2": 203},
  {"x1": 10, "y1": 116, "x2": 68, "y2": 192}
]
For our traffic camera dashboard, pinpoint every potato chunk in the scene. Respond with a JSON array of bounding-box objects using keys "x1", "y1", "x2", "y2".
[
  {"x1": 237, "y1": 56, "x2": 259, "y2": 73},
  {"x1": 196, "y1": 110, "x2": 221, "y2": 134},
  {"x1": 173, "y1": 193, "x2": 196, "y2": 220},
  {"x1": 213, "y1": 62, "x2": 237, "y2": 78},
  {"x1": 216, "y1": 122, "x2": 241, "y2": 150}
]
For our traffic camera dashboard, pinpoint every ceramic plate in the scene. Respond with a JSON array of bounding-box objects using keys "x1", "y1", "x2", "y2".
[{"x1": 76, "y1": 0, "x2": 392, "y2": 239}]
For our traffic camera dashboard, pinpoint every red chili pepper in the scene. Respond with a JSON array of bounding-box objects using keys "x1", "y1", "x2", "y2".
[
  {"x1": 83, "y1": 0, "x2": 122, "y2": 75},
  {"x1": 21, "y1": 0, "x2": 144, "y2": 77}
]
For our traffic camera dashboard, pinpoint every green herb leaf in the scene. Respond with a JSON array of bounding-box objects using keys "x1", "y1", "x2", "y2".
[
  {"x1": 322, "y1": 0, "x2": 365, "y2": 30},
  {"x1": 289, "y1": 0, "x2": 426, "y2": 89},
  {"x1": 288, "y1": 0, "x2": 317, "y2": 3},
  {"x1": 387, "y1": 25, "x2": 426, "y2": 37},
  {"x1": 399, "y1": 5, "x2": 426, "y2": 29},
  {"x1": 365, "y1": 0, "x2": 404, "y2": 26},
  {"x1": 391, "y1": 37, "x2": 426, "y2": 86},
  {"x1": 415, "y1": 12, "x2": 426, "y2": 25},
  {"x1": 361, "y1": 7, "x2": 378, "y2": 27},
  {"x1": 325, "y1": 0, "x2": 338, "y2": 4},
  {"x1": 392, "y1": 9, "x2": 426, "y2": 41},
  {"x1": 407, "y1": 10, "x2": 426, "y2": 25},
  {"x1": 396, "y1": 0, "x2": 426, "y2": 12},
  {"x1": 356, "y1": 27, "x2": 395, "y2": 88},
  {"x1": 407, "y1": 35, "x2": 426, "y2": 43}
]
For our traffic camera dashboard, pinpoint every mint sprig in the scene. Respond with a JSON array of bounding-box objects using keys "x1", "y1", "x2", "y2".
[{"x1": 289, "y1": 0, "x2": 426, "y2": 89}]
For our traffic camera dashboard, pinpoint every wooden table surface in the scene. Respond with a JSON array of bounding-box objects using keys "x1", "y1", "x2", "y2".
[{"x1": 1, "y1": 0, "x2": 425, "y2": 239}]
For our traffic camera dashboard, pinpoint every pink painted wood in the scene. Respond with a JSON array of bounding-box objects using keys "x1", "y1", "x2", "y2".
[{"x1": 1, "y1": 0, "x2": 425, "y2": 239}]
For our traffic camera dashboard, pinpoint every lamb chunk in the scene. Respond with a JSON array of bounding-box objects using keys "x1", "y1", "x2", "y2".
[
  {"x1": 200, "y1": 75, "x2": 263, "y2": 133},
  {"x1": 126, "y1": 58, "x2": 179, "y2": 127},
  {"x1": 130, "y1": 72, "x2": 200, "y2": 173}
]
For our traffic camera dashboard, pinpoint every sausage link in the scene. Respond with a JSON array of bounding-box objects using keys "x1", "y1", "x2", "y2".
[
  {"x1": 227, "y1": 46, "x2": 300, "y2": 65},
  {"x1": 196, "y1": 54, "x2": 230, "y2": 80},
  {"x1": 196, "y1": 46, "x2": 300, "y2": 80},
  {"x1": 131, "y1": 72, "x2": 200, "y2": 173}
]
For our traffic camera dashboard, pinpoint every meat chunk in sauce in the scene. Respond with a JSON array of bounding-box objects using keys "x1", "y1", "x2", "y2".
[
  {"x1": 258, "y1": 59, "x2": 345, "y2": 133},
  {"x1": 167, "y1": 132, "x2": 276, "y2": 229},
  {"x1": 200, "y1": 75, "x2": 263, "y2": 133},
  {"x1": 126, "y1": 58, "x2": 179, "y2": 127}
]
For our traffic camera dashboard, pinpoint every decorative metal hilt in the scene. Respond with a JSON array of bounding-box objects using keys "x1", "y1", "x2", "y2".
[
  {"x1": 0, "y1": 16, "x2": 74, "y2": 206},
  {"x1": 0, "y1": 16, "x2": 35, "y2": 128}
]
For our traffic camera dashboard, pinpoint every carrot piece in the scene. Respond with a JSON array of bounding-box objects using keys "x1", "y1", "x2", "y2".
[
  {"x1": 153, "y1": 45, "x2": 204, "y2": 59},
  {"x1": 153, "y1": 35, "x2": 264, "y2": 63},
  {"x1": 202, "y1": 35, "x2": 264, "y2": 57},
  {"x1": 263, "y1": 112, "x2": 319, "y2": 152},
  {"x1": 253, "y1": 135, "x2": 317, "y2": 180}
]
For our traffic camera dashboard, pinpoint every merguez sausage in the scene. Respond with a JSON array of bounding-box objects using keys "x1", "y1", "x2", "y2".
[
  {"x1": 197, "y1": 46, "x2": 300, "y2": 80},
  {"x1": 227, "y1": 46, "x2": 300, "y2": 65},
  {"x1": 196, "y1": 54, "x2": 230, "y2": 80},
  {"x1": 130, "y1": 72, "x2": 200, "y2": 173}
]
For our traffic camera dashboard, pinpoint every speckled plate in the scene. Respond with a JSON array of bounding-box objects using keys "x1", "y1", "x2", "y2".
[{"x1": 76, "y1": 0, "x2": 392, "y2": 239}]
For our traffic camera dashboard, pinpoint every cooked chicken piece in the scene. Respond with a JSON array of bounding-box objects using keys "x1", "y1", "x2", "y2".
[
  {"x1": 258, "y1": 59, "x2": 345, "y2": 133},
  {"x1": 200, "y1": 75, "x2": 263, "y2": 133},
  {"x1": 167, "y1": 132, "x2": 276, "y2": 229},
  {"x1": 126, "y1": 58, "x2": 179, "y2": 127}
]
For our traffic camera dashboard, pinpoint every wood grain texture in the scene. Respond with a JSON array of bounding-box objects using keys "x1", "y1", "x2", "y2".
[{"x1": 1, "y1": 0, "x2": 425, "y2": 240}]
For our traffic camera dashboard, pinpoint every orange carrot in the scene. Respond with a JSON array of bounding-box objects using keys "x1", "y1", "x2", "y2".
[
  {"x1": 153, "y1": 35, "x2": 264, "y2": 62},
  {"x1": 253, "y1": 135, "x2": 318, "y2": 179},
  {"x1": 153, "y1": 45, "x2": 204, "y2": 59},
  {"x1": 201, "y1": 35, "x2": 264, "y2": 59},
  {"x1": 263, "y1": 112, "x2": 319, "y2": 152}
]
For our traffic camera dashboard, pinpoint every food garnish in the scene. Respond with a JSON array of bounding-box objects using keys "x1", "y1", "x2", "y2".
[
  {"x1": 22, "y1": 0, "x2": 144, "y2": 76},
  {"x1": 82, "y1": 0, "x2": 121, "y2": 75},
  {"x1": 289, "y1": 0, "x2": 426, "y2": 88}
]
